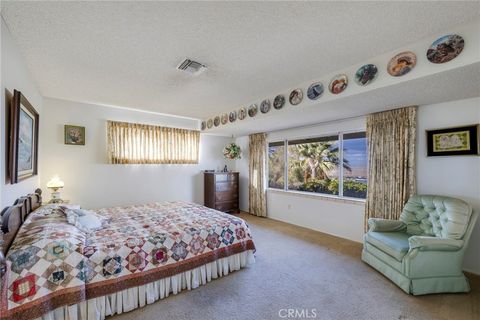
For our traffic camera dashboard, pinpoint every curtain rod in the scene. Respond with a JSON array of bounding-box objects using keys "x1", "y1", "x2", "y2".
[{"x1": 266, "y1": 114, "x2": 366, "y2": 135}]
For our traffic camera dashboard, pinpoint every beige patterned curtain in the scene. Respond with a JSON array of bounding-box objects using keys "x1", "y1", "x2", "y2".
[
  {"x1": 365, "y1": 106, "x2": 417, "y2": 230},
  {"x1": 249, "y1": 133, "x2": 267, "y2": 217},
  {"x1": 107, "y1": 120, "x2": 200, "y2": 164}
]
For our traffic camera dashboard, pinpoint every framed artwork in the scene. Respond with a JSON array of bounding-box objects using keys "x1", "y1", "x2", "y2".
[
  {"x1": 229, "y1": 111, "x2": 237, "y2": 122},
  {"x1": 221, "y1": 113, "x2": 228, "y2": 125},
  {"x1": 426, "y1": 124, "x2": 479, "y2": 156},
  {"x1": 387, "y1": 51, "x2": 416, "y2": 77},
  {"x1": 238, "y1": 107, "x2": 247, "y2": 120},
  {"x1": 355, "y1": 64, "x2": 378, "y2": 86},
  {"x1": 307, "y1": 82, "x2": 324, "y2": 100},
  {"x1": 248, "y1": 104, "x2": 258, "y2": 117},
  {"x1": 64, "y1": 125, "x2": 86, "y2": 145},
  {"x1": 289, "y1": 89, "x2": 303, "y2": 105},
  {"x1": 427, "y1": 34, "x2": 464, "y2": 64},
  {"x1": 328, "y1": 74, "x2": 348, "y2": 94},
  {"x1": 260, "y1": 99, "x2": 271, "y2": 114},
  {"x1": 273, "y1": 95, "x2": 285, "y2": 110},
  {"x1": 10, "y1": 90, "x2": 39, "y2": 184}
]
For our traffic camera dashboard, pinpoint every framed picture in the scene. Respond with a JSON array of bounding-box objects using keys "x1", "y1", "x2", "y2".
[
  {"x1": 10, "y1": 90, "x2": 39, "y2": 183},
  {"x1": 64, "y1": 125, "x2": 86, "y2": 145},
  {"x1": 426, "y1": 124, "x2": 479, "y2": 156}
]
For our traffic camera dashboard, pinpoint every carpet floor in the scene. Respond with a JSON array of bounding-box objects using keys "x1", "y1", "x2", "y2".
[{"x1": 112, "y1": 213, "x2": 479, "y2": 320}]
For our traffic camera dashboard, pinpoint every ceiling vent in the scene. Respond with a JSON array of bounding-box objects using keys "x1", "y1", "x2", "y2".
[{"x1": 177, "y1": 58, "x2": 207, "y2": 75}]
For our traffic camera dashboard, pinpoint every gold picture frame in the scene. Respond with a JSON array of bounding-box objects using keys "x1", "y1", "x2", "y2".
[
  {"x1": 426, "y1": 124, "x2": 479, "y2": 156},
  {"x1": 64, "y1": 125, "x2": 85, "y2": 145}
]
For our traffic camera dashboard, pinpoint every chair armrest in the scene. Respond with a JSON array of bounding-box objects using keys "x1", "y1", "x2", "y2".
[
  {"x1": 368, "y1": 218, "x2": 406, "y2": 232},
  {"x1": 408, "y1": 236, "x2": 464, "y2": 252}
]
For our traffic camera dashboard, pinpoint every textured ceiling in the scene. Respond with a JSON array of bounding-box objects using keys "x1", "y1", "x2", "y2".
[{"x1": 1, "y1": 1, "x2": 479, "y2": 119}]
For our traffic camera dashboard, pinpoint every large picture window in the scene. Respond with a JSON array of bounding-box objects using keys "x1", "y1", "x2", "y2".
[{"x1": 268, "y1": 131, "x2": 367, "y2": 199}]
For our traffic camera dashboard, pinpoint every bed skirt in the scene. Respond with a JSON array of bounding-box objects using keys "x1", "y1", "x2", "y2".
[{"x1": 36, "y1": 250, "x2": 255, "y2": 320}]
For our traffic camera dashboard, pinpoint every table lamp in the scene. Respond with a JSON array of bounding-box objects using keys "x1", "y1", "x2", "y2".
[{"x1": 47, "y1": 175, "x2": 64, "y2": 203}]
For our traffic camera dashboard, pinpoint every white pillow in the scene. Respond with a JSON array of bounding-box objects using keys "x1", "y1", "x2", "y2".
[{"x1": 64, "y1": 208, "x2": 103, "y2": 233}]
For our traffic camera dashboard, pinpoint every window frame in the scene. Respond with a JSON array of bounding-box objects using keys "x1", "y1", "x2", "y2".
[{"x1": 266, "y1": 130, "x2": 367, "y2": 201}]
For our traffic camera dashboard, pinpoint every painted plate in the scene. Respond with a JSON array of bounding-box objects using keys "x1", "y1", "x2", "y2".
[
  {"x1": 214, "y1": 116, "x2": 220, "y2": 127},
  {"x1": 289, "y1": 89, "x2": 303, "y2": 105},
  {"x1": 207, "y1": 119, "x2": 213, "y2": 129},
  {"x1": 229, "y1": 111, "x2": 237, "y2": 122},
  {"x1": 260, "y1": 99, "x2": 271, "y2": 114},
  {"x1": 273, "y1": 95, "x2": 285, "y2": 110},
  {"x1": 201, "y1": 121, "x2": 206, "y2": 131},
  {"x1": 307, "y1": 82, "x2": 324, "y2": 100},
  {"x1": 221, "y1": 113, "x2": 228, "y2": 125},
  {"x1": 328, "y1": 74, "x2": 348, "y2": 94},
  {"x1": 238, "y1": 107, "x2": 247, "y2": 120},
  {"x1": 248, "y1": 104, "x2": 258, "y2": 117},
  {"x1": 387, "y1": 51, "x2": 416, "y2": 76},
  {"x1": 355, "y1": 64, "x2": 378, "y2": 86},
  {"x1": 427, "y1": 34, "x2": 464, "y2": 64}
]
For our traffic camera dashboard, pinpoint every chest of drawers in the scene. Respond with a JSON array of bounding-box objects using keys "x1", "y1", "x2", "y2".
[{"x1": 204, "y1": 172, "x2": 239, "y2": 213}]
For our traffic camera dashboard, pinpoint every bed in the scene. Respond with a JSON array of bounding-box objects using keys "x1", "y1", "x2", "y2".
[{"x1": 0, "y1": 190, "x2": 256, "y2": 320}]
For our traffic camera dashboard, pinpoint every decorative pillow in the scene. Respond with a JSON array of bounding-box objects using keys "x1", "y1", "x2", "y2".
[{"x1": 63, "y1": 208, "x2": 104, "y2": 233}]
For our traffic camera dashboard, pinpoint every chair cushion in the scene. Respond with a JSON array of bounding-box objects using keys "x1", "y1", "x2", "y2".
[
  {"x1": 399, "y1": 195, "x2": 472, "y2": 239},
  {"x1": 365, "y1": 231, "x2": 410, "y2": 261}
]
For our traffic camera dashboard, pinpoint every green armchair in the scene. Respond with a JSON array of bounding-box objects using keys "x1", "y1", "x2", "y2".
[{"x1": 362, "y1": 195, "x2": 478, "y2": 295}]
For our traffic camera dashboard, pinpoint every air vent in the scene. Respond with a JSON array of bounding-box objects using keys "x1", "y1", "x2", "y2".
[{"x1": 177, "y1": 58, "x2": 207, "y2": 75}]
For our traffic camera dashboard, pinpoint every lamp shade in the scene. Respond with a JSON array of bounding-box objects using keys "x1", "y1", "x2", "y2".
[{"x1": 47, "y1": 175, "x2": 64, "y2": 189}]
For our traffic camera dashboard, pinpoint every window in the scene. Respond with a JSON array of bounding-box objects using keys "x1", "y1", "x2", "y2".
[
  {"x1": 107, "y1": 120, "x2": 200, "y2": 164},
  {"x1": 267, "y1": 131, "x2": 367, "y2": 199},
  {"x1": 268, "y1": 142, "x2": 285, "y2": 189}
]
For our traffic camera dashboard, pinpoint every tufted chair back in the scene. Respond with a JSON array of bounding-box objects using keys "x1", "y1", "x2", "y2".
[{"x1": 399, "y1": 195, "x2": 472, "y2": 239}]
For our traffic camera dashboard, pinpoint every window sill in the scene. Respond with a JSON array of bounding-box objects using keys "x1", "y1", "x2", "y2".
[{"x1": 266, "y1": 188, "x2": 366, "y2": 206}]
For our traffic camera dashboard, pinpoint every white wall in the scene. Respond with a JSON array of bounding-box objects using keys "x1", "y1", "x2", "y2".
[
  {"x1": 1, "y1": 19, "x2": 43, "y2": 208},
  {"x1": 417, "y1": 97, "x2": 480, "y2": 274},
  {"x1": 40, "y1": 98, "x2": 231, "y2": 209}
]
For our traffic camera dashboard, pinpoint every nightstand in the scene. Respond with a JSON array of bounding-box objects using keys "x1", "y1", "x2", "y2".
[{"x1": 48, "y1": 199, "x2": 70, "y2": 204}]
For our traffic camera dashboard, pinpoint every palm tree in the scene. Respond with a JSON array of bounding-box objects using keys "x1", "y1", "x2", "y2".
[{"x1": 293, "y1": 141, "x2": 351, "y2": 181}]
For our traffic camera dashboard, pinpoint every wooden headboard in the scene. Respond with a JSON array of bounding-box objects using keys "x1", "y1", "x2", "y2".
[{"x1": 0, "y1": 188, "x2": 42, "y2": 276}]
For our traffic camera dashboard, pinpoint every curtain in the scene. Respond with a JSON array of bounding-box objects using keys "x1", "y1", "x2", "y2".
[
  {"x1": 107, "y1": 120, "x2": 200, "y2": 164},
  {"x1": 365, "y1": 106, "x2": 417, "y2": 230},
  {"x1": 249, "y1": 133, "x2": 267, "y2": 217}
]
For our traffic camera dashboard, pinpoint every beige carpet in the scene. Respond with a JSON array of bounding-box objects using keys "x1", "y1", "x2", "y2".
[{"x1": 112, "y1": 213, "x2": 479, "y2": 320}]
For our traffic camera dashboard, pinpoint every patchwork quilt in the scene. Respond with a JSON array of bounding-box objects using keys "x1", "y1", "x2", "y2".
[{"x1": 1, "y1": 202, "x2": 255, "y2": 320}]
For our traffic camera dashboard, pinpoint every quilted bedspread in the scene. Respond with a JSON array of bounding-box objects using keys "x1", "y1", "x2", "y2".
[{"x1": 1, "y1": 202, "x2": 255, "y2": 320}]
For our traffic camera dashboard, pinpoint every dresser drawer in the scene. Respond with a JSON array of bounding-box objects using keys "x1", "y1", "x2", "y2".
[
  {"x1": 215, "y1": 191, "x2": 238, "y2": 202},
  {"x1": 215, "y1": 173, "x2": 238, "y2": 182},
  {"x1": 215, "y1": 201, "x2": 238, "y2": 212},
  {"x1": 216, "y1": 182, "x2": 238, "y2": 192}
]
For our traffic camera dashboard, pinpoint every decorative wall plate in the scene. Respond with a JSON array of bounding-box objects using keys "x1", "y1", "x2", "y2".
[
  {"x1": 238, "y1": 107, "x2": 247, "y2": 120},
  {"x1": 355, "y1": 64, "x2": 378, "y2": 86},
  {"x1": 273, "y1": 95, "x2": 285, "y2": 109},
  {"x1": 328, "y1": 74, "x2": 348, "y2": 94},
  {"x1": 214, "y1": 116, "x2": 220, "y2": 127},
  {"x1": 201, "y1": 121, "x2": 206, "y2": 130},
  {"x1": 207, "y1": 119, "x2": 213, "y2": 129},
  {"x1": 229, "y1": 111, "x2": 237, "y2": 122},
  {"x1": 307, "y1": 82, "x2": 324, "y2": 100},
  {"x1": 248, "y1": 104, "x2": 258, "y2": 117},
  {"x1": 289, "y1": 89, "x2": 303, "y2": 105},
  {"x1": 387, "y1": 51, "x2": 416, "y2": 76},
  {"x1": 260, "y1": 99, "x2": 271, "y2": 114},
  {"x1": 221, "y1": 113, "x2": 228, "y2": 125},
  {"x1": 427, "y1": 34, "x2": 464, "y2": 64}
]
